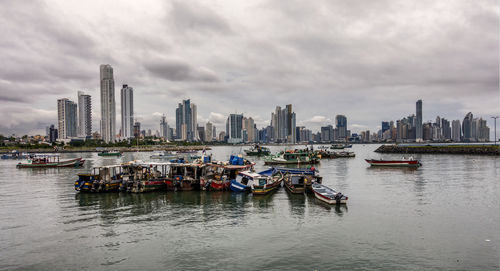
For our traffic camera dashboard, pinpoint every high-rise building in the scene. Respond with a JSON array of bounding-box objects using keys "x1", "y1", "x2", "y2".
[
  {"x1": 270, "y1": 104, "x2": 296, "y2": 143},
  {"x1": 48, "y1": 124, "x2": 58, "y2": 143},
  {"x1": 175, "y1": 99, "x2": 197, "y2": 141},
  {"x1": 451, "y1": 120, "x2": 461, "y2": 142},
  {"x1": 381, "y1": 121, "x2": 390, "y2": 134},
  {"x1": 160, "y1": 115, "x2": 169, "y2": 140},
  {"x1": 242, "y1": 117, "x2": 255, "y2": 143},
  {"x1": 197, "y1": 126, "x2": 205, "y2": 142},
  {"x1": 416, "y1": 100, "x2": 423, "y2": 142},
  {"x1": 133, "y1": 122, "x2": 141, "y2": 138},
  {"x1": 100, "y1": 64, "x2": 116, "y2": 143},
  {"x1": 205, "y1": 121, "x2": 213, "y2": 142},
  {"x1": 441, "y1": 118, "x2": 451, "y2": 140},
  {"x1": 77, "y1": 91, "x2": 92, "y2": 138},
  {"x1": 57, "y1": 98, "x2": 77, "y2": 139},
  {"x1": 336, "y1": 115, "x2": 348, "y2": 140},
  {"x1": 462, "y1": 112, "x2": 473, "y2": 141},
  {"x1": 226, "y1": 114, "x2": 243, "y2": 143},
  {"x1": 321, "y1": 125, "x2": 334, "y2": 142},
  {"x1": 120, "y1": 84, "x2": 134, "y2": 139}
]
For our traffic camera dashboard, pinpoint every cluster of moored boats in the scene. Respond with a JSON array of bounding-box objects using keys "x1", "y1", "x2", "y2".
[{"x1": 72, "y1": 154, "x2": 348, "y2": 205}]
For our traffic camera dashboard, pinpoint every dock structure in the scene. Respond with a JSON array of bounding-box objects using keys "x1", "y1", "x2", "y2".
[{"x1": 375, "y1": 144, "x2": 500, "y2": 155}]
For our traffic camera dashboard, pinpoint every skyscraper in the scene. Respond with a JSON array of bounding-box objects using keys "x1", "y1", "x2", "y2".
[
  {"x1": 451, "y1": 120, "x2": 461, "y2": 142},
  {"x1": 120, "y1": 84, "x2": 134, "y2": 139},
  {"x1": 336, "y1": 115, "x2": 347, "y2": 140},
  {"x1": 205, "y1": 121, "x2": 213, "y2": 142},
  {"x1": 175, "y1": 99, "x2": 197, "y2": 141},
  {"x1": 416, "y1": 99, "x2": 423, "y2": 142},
  {"x1": 242, "y1": 117, "x2": 255, "y2": 143},
  {"x1": 226, "y1": 114, "x2": 243, "y2": 143},
  {"x1": 77, "y1": 91, "x2": 92, "y2": 138},
  {"x1": 57, "y1": 98, "x2": 77, "y2": 139},
  {"x1": 100, "y1": 64, "x2": 116, "y2": 143},
  {"x1": 271, "y1": 104, "x2": 296, "y2": 143},
  {"x1": 462, "y1": 112, "x2": 473, "y2": 141},
  {"x1": 160, "y1": 115, "x2": 169, "y2": 140}
]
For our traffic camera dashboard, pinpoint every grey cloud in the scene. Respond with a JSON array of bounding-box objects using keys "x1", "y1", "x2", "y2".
[
  {"x1": 168, "y1": 1, "x2": 233, "y2": 35},
  {"x1": 144, "y1": 58, "x2": 220, "y2": 82}
]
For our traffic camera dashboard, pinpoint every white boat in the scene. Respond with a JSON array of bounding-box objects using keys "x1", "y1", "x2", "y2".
[
  {"x1": 150, "y1": 151, "x2": 176, "y2": 159},
  {"x1": 312, "y1": 183, "x2": 348, "y2": 204}
]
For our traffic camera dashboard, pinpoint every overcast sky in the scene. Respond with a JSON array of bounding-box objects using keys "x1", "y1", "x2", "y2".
[{"x1": 1, "y1": 0, "x2": 499, "y2": 137}]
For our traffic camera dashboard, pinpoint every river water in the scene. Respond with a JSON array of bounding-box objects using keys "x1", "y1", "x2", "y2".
[{"x1": 0, "y1": 145, "x2": 499, "y2": 270}]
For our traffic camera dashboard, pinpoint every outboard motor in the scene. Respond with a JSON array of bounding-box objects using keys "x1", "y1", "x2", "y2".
[{"x1": 335, "y1": 192, "x2": 343, "y2": 204}]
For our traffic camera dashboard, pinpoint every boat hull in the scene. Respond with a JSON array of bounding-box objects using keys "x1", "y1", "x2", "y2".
[
  {"x1": 313, "y1": 191, "x2": 348, "y2": 204},
  {"x1": 17, "y1": 158, "x2": 85, "y2": 168},
  {"x1": 230, "y1": 180, "x2": 249, "y2": 192},
  {"x1": 284, "y1": 182, "x2": 305, "y2": 194},
  {"x1": 365, "y1": 159, "x2": 421, "y2": 167}
]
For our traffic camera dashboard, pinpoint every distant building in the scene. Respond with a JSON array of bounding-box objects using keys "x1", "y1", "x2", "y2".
[
  {"x1": 77, "y1": 91, "x2": 92, "y2": 137},
  {"x1": 416, "y1": 99, "x2": 423, "y2": 142},
  {"x1": 160, "y1": 115, "x2": 169, "y2": 140},
  {"x1": 175, "y1": 99, "x2": 197, "y2": 141},
  {"x1": 100, "y1": 64, "x2": 116, "y2": 143},
  {"x1": 120, "y1": 84, "x2": 134, "y2": 139},
  {"x1": 226, "y1": 114, "x2": 243, "y2": 144},
  {"x1": 335, "y1": 115, "x2": 347, "y2": 140},
  {"x1": 218, "y1": 131, "x2": 226, "y2": 142},
  {"x1": 57, "y1": 98, "x2": 77, "y2": 139},
  {"x1": 205, "y1": 121, "x2": 213, "y2": 142},
  {"x1": 197, "y1": 126, "x2": 205, "y2": 142},
  {"x1": 48, "y1": 124, "x2": 58, "y2": 143},
  {"x1": 451, "y1": 120, "x2": 461, "y2": 142},
  {"x1": 321, "y1": 125, "x2": 334, "y2": 142},
  {"x1": 462, "y1": 112, "x2": 473, "y2": 141},
  {"x1": 242, "y1": 117, "x2": 255, "y2": 143},
  {"x1": 381, "y1": 121, "x2": 390, "y2": 134},
  {"x1": 271, "y1": 104, "x2": 296, "y2": 143},
  {"x1": 133, "y1": 122, "x2": 141, "y2": 138}
]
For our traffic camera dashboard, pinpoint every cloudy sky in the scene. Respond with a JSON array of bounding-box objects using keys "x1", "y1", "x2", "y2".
[{"x1": 0, "y1": 0, "x2": 499, "y2": 137}]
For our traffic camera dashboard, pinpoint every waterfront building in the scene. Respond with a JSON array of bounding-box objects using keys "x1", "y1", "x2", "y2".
[
  {"x1": 77, "y1": 91, "x2": 92, "y2": 138},
  {"x1": 451, "y1": 120, "x2": 461, "y2": 141},
  {"x1": 270, "y1": 104, "x2": 296, "y2": 143},
  {"x1": 120, "y1": 84, "x2": 134, "y2": 139},
  {"x1": 381, "y1": 121, "x2": 390, "y2": 134},
  {"x1": 48, "y1": 124, "x2": 58, "y2": 143},
  {"x1": 133, "y1": 122, "x2": 141, "y2": 138},
  {"x1": 416, "y1": 99, "x2": 423, "y2": 142},
  {"x1": 100, "y1": 64, "x2": 116, "y2": 143},
  {"x1": 423, "y1": 122, "x2": 432, "y2": 141},
  {"x1": 218, "y1": 131, "x2": 226, "y2": 142},
  {"x1": 441, "y1": 118, "x2": 451, "y2": 140},
  {"x1": 175, "y1": 99, "x2": 197, "y2": 141},
  {"x1": 197, "y1": 126, "x2": 205, "y2": 142},
  {"x1": 242, "y1": 117, "x2": 255, "y2": 143},
  {"x1": 57, "y1": 98, "x2": 77, "y2": 139},
  {"x1": 321, "y1": 125, "x2": 334, "y2": 142},
  {"x1": 462, "y1": 112, "x2": 473, "y2": 141},
  {"x1": 335, "y1": 115, "x2": 347, "y2": 140},
  {"x1": 160, "y1": 115, "x2": 169, "y2": 140},
  {"x1": 226, "y1": 114, "x2": 243, "y2": 144},
  {"x1": 205, "y1": 121, "x2": 213, "y2": 142}
]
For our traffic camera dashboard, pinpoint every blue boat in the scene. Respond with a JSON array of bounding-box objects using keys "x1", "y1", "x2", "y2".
[{"x1": 270, "y1": 167, "x2": 318, "y2": 176}]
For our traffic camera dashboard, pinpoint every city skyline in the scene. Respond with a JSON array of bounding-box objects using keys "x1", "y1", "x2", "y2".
[{"x1": 0, "y1": 1, "x2": 498, "y2": 138}]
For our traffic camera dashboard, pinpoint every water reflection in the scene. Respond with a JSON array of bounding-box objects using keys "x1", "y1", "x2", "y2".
[{"x1": 285, "y1": 190, "x2": 306, "y2": 218}]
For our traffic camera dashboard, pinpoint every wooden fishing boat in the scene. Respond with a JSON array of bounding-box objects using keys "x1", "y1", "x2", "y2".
[
  {"x1": 283, "y1": 173, "x2": 307, "y2": 194},
  {"x1": 201, "y1": 155, "x2": 254, "y2": 191},
  {"x1": 230, "y1": 170, "x2": 262, "y2": 192},
  {"x1": 365, "y1": 157, "x2": 422, "y2": 167},
  {"x1": 121, "y1": 162, "x2": 170, "y2": 193},
  {"x1": 97, "y1": 150, "x2": 122, "y2": 157},
  {"x1": 263, "y1": 151, "x2": 319, "y2": 165},
  {"x1": 330, "y1": 144, "x2": 347, "y2": 149},
  {"x1": 267, "y1": 167, "x2": 322, "y2": 192},
  {"x1": 74, "y1": 165, "x2": 122, "y2": 192},
  {"x1": 252, "y1": 171, "x2": 284, "y2": 195},
  {"x1": 244, "y1": 144, "x2": 271, "y2": 156},
  {"x1": 312, "y1": 183, "x2": 348, "y2": 204},
  {"x1": 165, "y1": 163, "x2": 205, "y2": 191},
  {"x1": 332, "y1": 151, "x2": 355, "y2": 158},
  {"x1": 17, "y1": 154, "x2": 85, "y2": 168}
]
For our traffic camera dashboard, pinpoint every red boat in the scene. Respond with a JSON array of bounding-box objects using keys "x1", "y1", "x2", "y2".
[
  {"x1": 365, "y1": 157, "x2": 422, "y2": 167},
  {"x1": 201, "y1": 163, "x2": 254, "y2": 191}
]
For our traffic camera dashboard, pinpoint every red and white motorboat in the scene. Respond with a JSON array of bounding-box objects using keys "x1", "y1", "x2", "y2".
[
  {"x1": 312, "y1": 183, "x2": 348, "y2": 204},
  {"x1": 365, "y1": 157, "x2": 422, "y2": 167}
]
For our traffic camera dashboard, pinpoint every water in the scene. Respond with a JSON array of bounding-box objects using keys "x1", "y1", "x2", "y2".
[{"x1": 0, "y1": 145, "x2": 499, "y2": 270}]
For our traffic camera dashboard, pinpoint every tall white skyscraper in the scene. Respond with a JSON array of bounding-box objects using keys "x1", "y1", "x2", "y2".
[
  {"x1": 205, "y1": 121, "x2": 213, "y2": 142},
  {"x1": 120, "y1": 84, "x2": 134, "y2": 139},
  {"x1": 57, "y1": 98, "x2": 77, "y2": 139},
  {"x1": 100, "y1": 64, "x2": 116, "y2": 143},
  {"x1": 77, "y1": 91, "x2": 92, "y2": 137}
]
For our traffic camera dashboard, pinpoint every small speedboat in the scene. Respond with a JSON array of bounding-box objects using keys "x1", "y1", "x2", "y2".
[
  {"x1": 365, "y1": 157, "x2": 422, "y2": 167},
  {"x1": 312, "y1": 183, "x2": 348, "y2": 204}
]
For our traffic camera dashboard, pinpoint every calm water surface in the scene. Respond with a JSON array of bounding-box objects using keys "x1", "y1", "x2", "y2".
[{"x1": 0, "y1": 145, "x2": 499, "y2": 270}]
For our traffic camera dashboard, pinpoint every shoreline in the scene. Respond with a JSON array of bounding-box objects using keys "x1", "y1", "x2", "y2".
[{"x1": 375, "y1": 144, "x2": 500, "y2": 156}]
